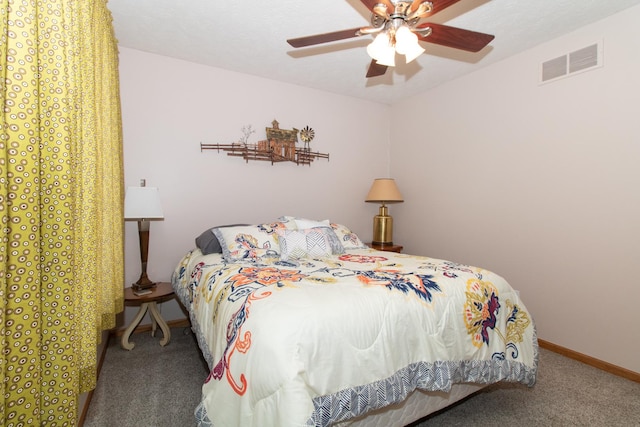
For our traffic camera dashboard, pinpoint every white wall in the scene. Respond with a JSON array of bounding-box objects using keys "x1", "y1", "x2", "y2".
[
  {"x1": 119, "y1": 5, "x2": 640, "y2": 374},
  {"x1": 390, "y1": 6, "x2": 640, "y2": 373},
  {"x1": 119, "y1": 48, "x2": 390, "y2": 325}
]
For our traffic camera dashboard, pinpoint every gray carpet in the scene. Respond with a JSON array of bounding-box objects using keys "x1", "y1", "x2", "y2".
[
  {"x1": 84, "y1": 328, "x2": 640, "y2": 427},
  {"x1": 83, "y1": 328, "x2": 209, "y2": 427}
]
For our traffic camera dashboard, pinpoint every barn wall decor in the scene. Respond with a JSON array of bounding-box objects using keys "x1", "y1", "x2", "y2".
[{"x1": 201, "y1": 120, "x2": 329, "y2": 165}]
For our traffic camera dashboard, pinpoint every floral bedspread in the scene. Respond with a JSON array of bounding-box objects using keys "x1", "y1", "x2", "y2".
[{"x1": 172, "y1": 248, "x2": 538, "y2": 427}]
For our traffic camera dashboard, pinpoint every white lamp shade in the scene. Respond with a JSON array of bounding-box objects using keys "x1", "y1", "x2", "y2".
[
  {"x1": 395, "y1": 26, "x2": 425, "y2": 63},
  {"x1": 367, "y1": 33, "x2": 396, "y2": 67},
  {"x1": 124, "y1": 186, "x2": 164, "y2": 220},
  {"x1": 394, "y1": 26, "x2": 415, "y2": 54},
  {"x1": 402, "y1": 41, "x2": 425, "y2": 63},
  {"x1": 365, "y1": 178, "x2": 404, "y2": 203}
]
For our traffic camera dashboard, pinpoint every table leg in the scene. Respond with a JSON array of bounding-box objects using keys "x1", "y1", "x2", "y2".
[
  {"x1": 148, "y1": 301, "x2": 171, "y2": 346},
  {"x1": 150, "y1": 303, "x2": 158, "y2": 337},
  {"x1": 121, "y1": 302, "x2": 149, "y2": 350}
]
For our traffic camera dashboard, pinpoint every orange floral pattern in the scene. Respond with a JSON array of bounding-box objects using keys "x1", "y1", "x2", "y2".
[{"x1": 209, "y1": 266, "x2": 308, "y2": 394}]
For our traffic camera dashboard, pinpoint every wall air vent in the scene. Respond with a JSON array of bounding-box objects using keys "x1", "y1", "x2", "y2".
[
  {"x1": 540, "y1": 41, "x2": 602, "y2": 84},
  {"x1": 542, "y1": 55, "x2": 567, "y2": 82}
]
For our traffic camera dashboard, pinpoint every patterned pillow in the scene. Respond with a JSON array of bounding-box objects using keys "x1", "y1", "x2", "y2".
[
  {"x1": 213, "y1": 224, "x2": 282, "y2": 262},
  {"x1": 330, "y1": 223, "x2": 368, "y2": 249},
  {"x1": 277, "y1": 227, "x2": 345, "y2": 261},
  {"x1": 316, "y1": 227, "x2": 345, "y2": 254},
  {"x1": 276, "y1": 216, "x2": 299, "y2": 229}
]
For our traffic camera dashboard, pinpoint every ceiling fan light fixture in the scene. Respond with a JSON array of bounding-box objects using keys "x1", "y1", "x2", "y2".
[
  {"x1": 374, "y1": 45, "x2": 396, "y2": 66},
  {"x1": 402, "y1": 40, "x2": 425, "y2": 63},
  {"x1": 394, "y1": 25, "x2": 415, "y2": 54},
  {"x1": 367, "y1": 32, "x2": 396, "y2": 66},
  {"x1": 394, "y1": 25, "x2": 424, "y2": 62},
  {"x1": 286, "y1": 0, "x2": 495, "y2": 79}
]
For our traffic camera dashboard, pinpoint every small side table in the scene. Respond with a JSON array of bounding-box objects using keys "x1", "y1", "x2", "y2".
[
  {"x1": 367, "y1": 242, "x2": 403, "y2": 253},
  {"x1": 121, "y1": 282, "x2": 175, "y2": 350}
]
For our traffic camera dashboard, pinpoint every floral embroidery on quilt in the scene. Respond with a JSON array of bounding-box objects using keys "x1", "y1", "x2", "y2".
[
  {"x1": 464, "y1": 279, "x2": 499, "y2": 347},
  {"x1": 208, "y1": 290, "x2": 271, "y2": 395},
  {"x1": 339, "y1": 254, "x2": 388, "y2": 263},
  {"x1": 500, "y1": 299, "x2": 531, "y2": 359},
  {"x1": 229, "y1": 266, "x2": 306, "y2": 288},
  {"x1": 187, "y1": 262, "x2": 207, "y2": 303},
  {"x1": 207, "y1": 266, "x2": 308, "y2": 395},
  {"x1": 463, "y1": 278, "x2": 531, "y2": 359},
  {"x1": 357, "y1": 269, "x2": 442, "y2": 303},
  {"x1": 421, "y1": 260, "x2": 483, "y2": 279}
]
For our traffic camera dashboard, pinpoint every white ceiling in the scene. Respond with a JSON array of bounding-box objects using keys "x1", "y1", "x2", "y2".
[{"x1": 107, "y1": 0, "x2": 640, "y2": 105}]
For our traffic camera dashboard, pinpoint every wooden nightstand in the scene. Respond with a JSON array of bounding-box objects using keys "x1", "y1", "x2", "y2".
[
  {"x1": 367, "y1": 242, "x2": 403, "y2": 253},
  {"x1": 121, "y1": 282, "x2": 175, "y2": 350}
]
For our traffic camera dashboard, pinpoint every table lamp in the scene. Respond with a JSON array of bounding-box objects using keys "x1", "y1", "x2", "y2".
[
  {"x1": 365, "y1": 178, "x2": 404, "y2": 245},
  {"x1": 124, "y1": 181, "x2": 164, "y2": 291}
]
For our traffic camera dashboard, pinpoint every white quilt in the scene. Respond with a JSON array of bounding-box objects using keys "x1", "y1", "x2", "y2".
[{"x1": 172, "y1": 248, "x2": 538, "y2": 427}]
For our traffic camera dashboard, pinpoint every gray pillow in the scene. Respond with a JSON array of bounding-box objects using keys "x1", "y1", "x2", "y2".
[{"x1": 195, "y1": 224, "x2": 249, "y2": 255}]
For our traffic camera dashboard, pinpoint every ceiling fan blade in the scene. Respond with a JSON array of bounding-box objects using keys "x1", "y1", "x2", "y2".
[
  {"x1": 366, "y1": 59, "x2": 388, "y2": 78},
  {"x1": 417, "y1": 22, "x2": 494, "y2": 52},
  {"x1": 359, "y1": 0, "x2": 394, "y2": 17},
  {"x1": 287, "y1": 28, "x2": 364, "y2": 48}
]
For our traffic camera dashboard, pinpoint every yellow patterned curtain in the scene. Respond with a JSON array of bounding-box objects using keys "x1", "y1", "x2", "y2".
[{"x1": 0, "y1": 1, "x2": 124, "y2": 425}]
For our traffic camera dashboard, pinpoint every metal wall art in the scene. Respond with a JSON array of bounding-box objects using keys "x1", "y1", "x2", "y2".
[{"x1": 201, "y1": 120, "x2": 329, "y2": 166}]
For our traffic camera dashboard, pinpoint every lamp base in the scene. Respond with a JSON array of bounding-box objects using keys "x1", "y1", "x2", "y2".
[
  {"x1": 132, "y1": 282, "x2": 156, "y2": 292},
  {"x1": 372, "y1": 205, "x2": 393, "y2": 245},
  {"x1": 132, "y1": 273, "x2": 157, "y2": 292},
  {"x1": 133, "y1": 219, "x2": 157, "y2": 292},
  {"x1": 371, "y1": 239, "x2": 393, "y2": 245}
]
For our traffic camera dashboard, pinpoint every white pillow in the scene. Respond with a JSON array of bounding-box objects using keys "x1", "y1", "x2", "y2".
[{"x1": 294, "y1": 218, "x2": 330, "y2": 229}]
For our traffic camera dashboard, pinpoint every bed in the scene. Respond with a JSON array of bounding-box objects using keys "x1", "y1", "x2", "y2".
[{"x1": 171, "y1": 217, "x2": 538, "y2": 427}]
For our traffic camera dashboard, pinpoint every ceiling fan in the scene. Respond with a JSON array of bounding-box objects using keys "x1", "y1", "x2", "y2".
[{"x1": 287, "y1": 0, "x2": 495, "y2": 78}]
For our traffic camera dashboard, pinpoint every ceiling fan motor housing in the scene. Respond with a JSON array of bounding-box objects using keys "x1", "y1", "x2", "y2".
[{"x1": 372, "y1": 1, "x2": 434, "y2": 35}]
